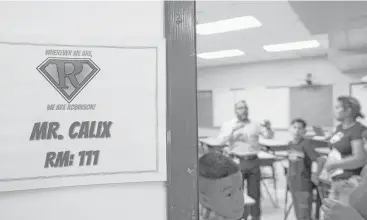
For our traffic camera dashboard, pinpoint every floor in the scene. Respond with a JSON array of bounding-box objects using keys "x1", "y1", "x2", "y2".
[{"x1": 259, "y1": 162, "x2": 297, "y2": 220}]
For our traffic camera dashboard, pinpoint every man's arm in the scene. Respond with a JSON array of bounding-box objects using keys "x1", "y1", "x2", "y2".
[
  {"x1": 259, "y1": 120, "x2": 274, "y2": 139},
  {"x1": 217, "y1": 121, "x2": 235, "y2": 146},
  {"x1": 247, "y1": 122, "x2": 267, "y2": 151}
]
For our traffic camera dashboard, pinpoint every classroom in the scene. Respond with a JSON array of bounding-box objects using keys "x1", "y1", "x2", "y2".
[
  {"x1": 197, "y1": 2, "x2": 367, "y2": 220},
  {"x1": 1, "y1": 1, "x2": 367, "y2": 220}
]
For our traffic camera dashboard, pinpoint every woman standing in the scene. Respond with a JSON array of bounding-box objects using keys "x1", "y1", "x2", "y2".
[{"x1": 322, "y1": 96, "x2": 366, "y2": 203}]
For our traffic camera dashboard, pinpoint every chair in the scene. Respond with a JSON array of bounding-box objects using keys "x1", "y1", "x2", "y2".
[
  {"x1": 259, "y1": 153, "x2": 284, "y2": 208},
  {"x1": 243, "y1": 193, "x2": 256, "y2": 220}
]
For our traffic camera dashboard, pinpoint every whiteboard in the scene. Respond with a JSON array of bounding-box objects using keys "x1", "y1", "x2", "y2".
[
  {"x1": 197, "y1": 91, "x2": 213, "y2": 127},
  {"x1": 212, "y1": 89, "x2": 235, "y2": 127},
  {"x1": 232, "y1": 87, "x2": 290, "y2": 129},
  {"x1": 290, "y1": 85, "x2": 333, "y2": 127},
  {"x1": 350, "y1": 83, "x2": 367, "y2": 126}
]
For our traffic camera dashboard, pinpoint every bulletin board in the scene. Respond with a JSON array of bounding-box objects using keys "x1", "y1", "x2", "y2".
[
  {"x1": 350, "y1": 83, "x2": 367, "y2": 126},
  {"x1": 289, "y1": 85, "x2": 333, "y2": 127}
]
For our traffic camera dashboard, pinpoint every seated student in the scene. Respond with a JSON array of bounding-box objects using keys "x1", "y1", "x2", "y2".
[
  {"x1": 199, "y1": 152, "x2": 245, "y2": 220},
  {"x1": 287, "y1": 118, "x2": 321, "y2": 220}
]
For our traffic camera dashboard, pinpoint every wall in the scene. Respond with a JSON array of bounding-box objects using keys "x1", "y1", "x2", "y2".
[
  {"x1": 0, "y1": 2, "x2": 166, "y2": 220},
  {"x1": 198, "y1": 57, "x2": 366, "y2": 127}
]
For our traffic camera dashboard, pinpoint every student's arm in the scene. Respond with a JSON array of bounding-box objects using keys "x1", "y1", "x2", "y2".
[
  {"x1": 304, "y1": 139, "x2": 321, "y2": 162},
  {"x1": 316, "y1": 156, "x2": 328, "y2": 172},
  {"x1": 312, "y1": 155, "x2": 328, "y2": 185},
  {"x1": 305, "y1": 140, "x2": 326, "y2": 183}
]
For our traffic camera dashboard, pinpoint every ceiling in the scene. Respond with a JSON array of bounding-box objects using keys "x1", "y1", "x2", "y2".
[
  {"x1": 196, "y1": 1, "x2": 329, "y2": 68},
  {"x1": 289, "y1": 1, "x2": 367, "y2": 35}
]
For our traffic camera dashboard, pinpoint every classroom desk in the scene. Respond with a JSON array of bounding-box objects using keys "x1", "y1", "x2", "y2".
[
  {"x1": 315, "y1": 147, "x2": 331, "y2": 155},
  {"x1": 198, "y1": 127, "x2": 220, "y2": 139},
  {"x1": 198, "y1": 137, "x2": 224, "y2": 156},
  {"x1": 261, "y1": 136, "x2": 329, "y2": 154},
  {"x1": 312, "y1": 136, "x2": 328, "y2": 141},
  {"x1": 199, "y1": 137, "x2": 221, "y2": 149},
  {"x1": 260, "y1": 139, "x2": 289, "y2": 152}
]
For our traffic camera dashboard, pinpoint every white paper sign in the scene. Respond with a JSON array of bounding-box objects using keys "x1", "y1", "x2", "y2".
[{"x1": 0, "y1": 39, "x2": 166, "y2": 191}]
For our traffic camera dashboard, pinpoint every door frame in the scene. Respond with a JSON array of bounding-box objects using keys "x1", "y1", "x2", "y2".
[{"x1": 165, "y1": 1, "x2": 198, "y2": 220}]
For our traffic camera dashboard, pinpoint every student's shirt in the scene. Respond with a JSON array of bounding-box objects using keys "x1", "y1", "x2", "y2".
[
  {"x1": 217, "y1": 119, "x2": 267, "y2": 155},
  {"x1": 328, "y1": 122, "x2": 366, "y2": 180},
  {"x1": 287, "y1": 138, "x2": 320, "y2": 191}
]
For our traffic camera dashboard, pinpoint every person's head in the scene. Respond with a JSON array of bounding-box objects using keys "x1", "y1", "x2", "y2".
[
  {"x1": 199, "y1": 152, "x2": 244, "y2": 219},
  {"x1": 335, "y1": 96, "x2": 364, "y2": 122},
  {"x1": 289, "y1": 118, "x2": 307, "y2": 139},
  {"x1": 235, "y1": 100, "x2": 248, "y2": 121}
]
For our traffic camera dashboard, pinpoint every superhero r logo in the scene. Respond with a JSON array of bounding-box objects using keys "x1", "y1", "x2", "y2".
[{"x1": 37, "y1": 58, "x2": 100, "y2": 103}]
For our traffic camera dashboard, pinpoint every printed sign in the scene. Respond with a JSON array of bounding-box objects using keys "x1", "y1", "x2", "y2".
[
  {"x1": 0, "y1": 40, "x2": 166, "y2": 191},
  {"x1": 37, "y1": 57, "x2": 100, "y2": 103}
]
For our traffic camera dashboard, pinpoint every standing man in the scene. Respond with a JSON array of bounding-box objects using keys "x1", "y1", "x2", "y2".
[{"x1": 217, "y1": 100, "x2": 274, "y2": 220}]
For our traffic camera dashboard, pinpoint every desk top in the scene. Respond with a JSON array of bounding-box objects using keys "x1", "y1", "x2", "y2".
[
  {"x1": 259, "y1": 138, "x2": 288, "y2": 147},
  {"x1": 315, "y1": 147, "x2": 330, "y2": 155},
  {"x1": 259, "y1": 136, "x2": 327, "y2": 146},
  {"x1": 200, "y1": 137, "x2": 290, "y2": 148},
  {"x1": 199, "y1": 137, "x2": 223, "y2": 147},
  {"x1": 198, "y1": 127, "x2": 220, "y2": 138},
  {"x1": 200, "y1": 135, "x2": 328, "y2": 148},
  {"x1": 312, "y1": 136, "x2": 328, "y2": 142},
  {"x1": 231, "y1": 146, "x2": 276, "y2": 159},
  {"x1": 258, "y1": 151, "x2": 276, "y2": 159}
]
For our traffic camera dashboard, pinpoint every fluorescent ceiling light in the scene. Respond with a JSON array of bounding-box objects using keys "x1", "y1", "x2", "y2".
[
  {"x1": 197, "y1": 16, "x2": 262, "y2": 35},
  {"x1": 263, "y1": 40, "x2": 320, "y2": 52},
  {"x1": 198, "y1": 49, "x2": 244, "y2": 59},
  {"x1": 362, "y1": 75, "x2": 367, "y2": 82}
]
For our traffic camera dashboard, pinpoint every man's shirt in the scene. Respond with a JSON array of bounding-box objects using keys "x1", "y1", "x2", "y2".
[{"x1": 217, "y1": 119, "x2": 272, "y2": 155}]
